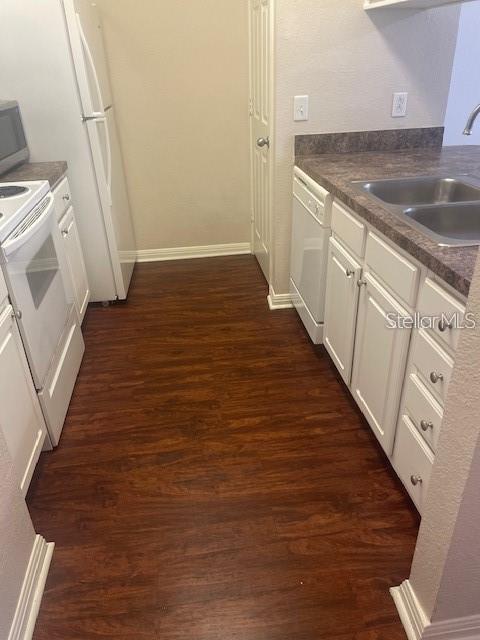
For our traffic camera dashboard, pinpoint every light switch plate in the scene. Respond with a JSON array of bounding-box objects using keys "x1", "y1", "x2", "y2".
[
  {"x1": 392, "y1": 92, "x2": 408, "y2": 118},
  {"x1": 294, "y1": 95, "x2": 309, "y2": 121}
]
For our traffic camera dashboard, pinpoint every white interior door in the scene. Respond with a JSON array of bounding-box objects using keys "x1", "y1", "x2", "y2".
[{"x1": 250, "y1": 0, "x2": 272, "y2": 282}]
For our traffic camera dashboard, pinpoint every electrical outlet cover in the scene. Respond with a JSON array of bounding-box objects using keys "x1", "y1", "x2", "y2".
[{"x1": 392, "y1": 92, "x2": 408, "y2": 118}]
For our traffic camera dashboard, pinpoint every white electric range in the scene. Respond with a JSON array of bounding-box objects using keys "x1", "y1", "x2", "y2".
[{"x1": 0, "y1": 181, "x2": 85, "y2": 446}]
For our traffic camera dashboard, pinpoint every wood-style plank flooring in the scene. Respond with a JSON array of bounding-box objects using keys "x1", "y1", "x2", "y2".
[{"x1": 27, "y1": 256, "x2": 418, "y2": 640}]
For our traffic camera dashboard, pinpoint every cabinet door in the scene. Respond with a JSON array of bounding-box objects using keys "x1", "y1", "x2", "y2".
[
  {"x1": 60, "y1": 207, "x2": 90, "y2": 322},
  {"x1": 351, "y1": 273, "x2": 411, "y2": 456},
  {"x1": 324, "y1": 237, "x2": 361, "y2": 385},
  {"x1": 0, "y1": 305, "x2": 46, "y2": 495}
]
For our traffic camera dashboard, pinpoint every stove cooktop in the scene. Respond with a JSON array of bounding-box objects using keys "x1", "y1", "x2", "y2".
[
  {"x1": 0, "y1": 180, "x2": 50, "y2": 241},
  {"x1": 0, "y1": 185, "x2": 29, "y2": 199}
]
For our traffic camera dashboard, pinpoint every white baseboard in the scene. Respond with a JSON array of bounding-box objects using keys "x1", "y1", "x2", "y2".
[
  {"x1": 391, "y1": 580, "x2": 430, "y2": 640},
  {"x1": 8, "y1": 535, "x2": 54, "y2": 640},
  {"x1": 267, "y1": 285, "x2": 294, "y2": 310},
  {"x1": 136, "y1": 243, "x2": 251, "y2": 263},
  {"x1": 391, "y1": 580, "x2": 480, "y2": 640}
]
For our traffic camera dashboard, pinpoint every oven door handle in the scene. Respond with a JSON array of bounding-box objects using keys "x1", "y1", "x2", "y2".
[{"x1": 2, "y1": 194, "x2": 55, "y2": 257}]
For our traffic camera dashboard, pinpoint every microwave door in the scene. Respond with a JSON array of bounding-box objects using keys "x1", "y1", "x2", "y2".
[{"x1": 2, "y1": 196, "x2": 71, "y2": 388}]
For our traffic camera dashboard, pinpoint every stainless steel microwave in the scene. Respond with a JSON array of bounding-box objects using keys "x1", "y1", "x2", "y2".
[{"x1": 0, "y1": 100, "x2": 29, "y2": 175}]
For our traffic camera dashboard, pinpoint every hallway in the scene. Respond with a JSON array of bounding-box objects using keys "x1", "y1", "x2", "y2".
[{"x1": 27, "y1": 256, "x2": 418, "y2": 640}]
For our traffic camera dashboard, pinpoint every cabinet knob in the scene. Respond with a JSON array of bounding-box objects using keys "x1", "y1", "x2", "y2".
[
  {"x1": 438, "y1": 319, "x2": 452, "y2": 332},
  {"x1": 410, "y1": 474, "x2": 423, "y2": 486},
  {"x1": 357, "y1": 278, "x2": 367, "y2": 288},
  {"x1": 62, "y1": 229, "x2": 69, "y2": 237},
  {"x1": 420, "y1": 420, "x2": 433, "y2": 432},
  {"x1": 345, "y1": 268, "x2": 355, "y2": 278},
  {"x1": 430, "y1": 371, "x2": 444, "y2": 384},
  {"x1": 62, "y1": 194, "x2": 71, "y2": 202},
  {"x1": 12, "y1": 309, "x2": 22, "y2": 320}
]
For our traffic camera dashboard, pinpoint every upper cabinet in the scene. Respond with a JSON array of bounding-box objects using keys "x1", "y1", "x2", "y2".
[{"x1": 365, "y1": 0, "x2": 469, "y2": 9}]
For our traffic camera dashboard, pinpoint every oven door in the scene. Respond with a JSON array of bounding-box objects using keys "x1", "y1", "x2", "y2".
[{"x1": 1, "y1": 194, "x2": 72, "y2": 389}]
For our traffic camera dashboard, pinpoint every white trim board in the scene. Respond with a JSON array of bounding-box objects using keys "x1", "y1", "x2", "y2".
[
  {"x1": 267, "y1": 285, "x2": 294, "y2": 310},
  {"x1": 136, "y1": 243, "x2": 251, "y2": 263},
  {"x1": 391, "y1": 580, "x2": 480, "y2": 640},
  {"x1": 8, "y1": 535, "x2": 54, "y2": 640}
]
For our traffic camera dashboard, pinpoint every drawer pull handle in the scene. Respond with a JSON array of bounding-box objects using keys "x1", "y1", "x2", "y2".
[
  {"x1": 430, "y1": 371, "x2": 444, "y2": 384},
  {"x1": 420, "y1": 420, "x2": 434, "y2": 432},
  {"x1": 438, "y1": 319, "x2": 453, "y2": 333},
  {"x1": 62, "y1": 194, "x2": 71, "y2": 202},
  {"x1": 345, "y1": 268, "x2": 355, "y2": 278},
  {"x1": 410, "y1": 475, "x2": 423, "y2": 486}
]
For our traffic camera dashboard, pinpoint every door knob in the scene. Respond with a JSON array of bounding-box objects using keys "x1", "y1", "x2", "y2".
[
  {"x1": 420, "y1": 420, "x2": 433, "y2": 432},
  {"x1": 430, "y1": 371, "x2": 444, "y2": 384},
  {"x1": 256, "y1": 137, "x2": 270, "y2": 149}
]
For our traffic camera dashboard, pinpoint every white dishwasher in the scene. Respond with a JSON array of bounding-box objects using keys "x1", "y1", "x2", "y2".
[{"x1": 290, "y1": 166, "x2": 332, "y2": 344}]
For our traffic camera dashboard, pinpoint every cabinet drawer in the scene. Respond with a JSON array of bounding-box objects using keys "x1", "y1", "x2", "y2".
[
  {"x1": 365, "y1": 232, "x2": 419, "y2": 307},
  {"x1": 53, "y1": 176, "x2": 72, "y2": 221},
  {"x1": 411, "y1": 329, "x2": 454, "y2": 405},
  {"x1": 402, "y1": 373, "x2": 443, "y2": 453},
  {"x1": 293, "y1": 172, "x2": 330, "y2": 226},
  {"x1": 393, "y1": 415, "x2": 434, "y2": 513},
  {"x1": 417, "y1": 277, "x2": 466, "y2": 352},
  {"x1": 331, "y1": 200, "x2": 366, "y2": 258}
]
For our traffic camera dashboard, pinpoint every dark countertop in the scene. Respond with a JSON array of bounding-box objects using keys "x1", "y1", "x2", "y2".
[
  {"x1": 0, "y1": 161, "x2": 68, "y2": 189},
  {"x1": 296, "y1": 146, "x2": 480, "y2": 297}
]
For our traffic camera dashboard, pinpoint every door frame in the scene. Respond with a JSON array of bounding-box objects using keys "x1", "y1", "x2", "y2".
[{"x1": 248, "y1": 0, "x2": 275, "y2": 286}]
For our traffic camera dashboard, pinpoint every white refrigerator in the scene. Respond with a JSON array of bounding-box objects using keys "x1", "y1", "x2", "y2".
[{"x1": 0, "y1": 0, "x2": 136, "y2": 302}]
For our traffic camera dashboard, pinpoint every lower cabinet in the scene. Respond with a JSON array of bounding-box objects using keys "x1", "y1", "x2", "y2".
[
  {"x1": 393, "y1": 415, "x2": 434, "y2": 511},
  {"x1": 324, "y1": 237, "x2": 361, "y2": 385},
  {"x1": 350, "y1": 272, "x2": 411, "y2": 456},
  {"x1": 0, "y1": 305, "x2": 46, "y2": 495},
  {"x1": 59, "y1": 206, "x2": 90, "y2": 323}
]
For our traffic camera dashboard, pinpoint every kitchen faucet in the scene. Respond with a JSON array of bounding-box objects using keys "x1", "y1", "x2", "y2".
[{"x1": 463, "y1": 103, "x2": 480, "y2": 135}]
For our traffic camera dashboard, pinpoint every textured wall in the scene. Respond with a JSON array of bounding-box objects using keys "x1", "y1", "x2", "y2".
[
  {"x1": 0, "y1": 427, "x2": 36, "y2": 638},
  {"x1": 98, "y1": 0, "x2": 251, "y2": 252},
  {"x1": 409, "y1": 253, "x2": 480, "y2": 622},
  {"x1": 273, "y1": 0, "x2": 460, "y2": 294},
  {"x1": 443, "y1": 1, "x2": 480, "y2": 146}
]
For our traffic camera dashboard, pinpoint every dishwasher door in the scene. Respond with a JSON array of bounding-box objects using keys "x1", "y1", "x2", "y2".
[{"x1": 290, "y1": 172, "x2": 331, "y2": 343}]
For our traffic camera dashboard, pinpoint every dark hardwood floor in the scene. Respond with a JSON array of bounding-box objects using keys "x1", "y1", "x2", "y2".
[{"x1": 27, "y1": 256, "x2": 418, "y2": 640}]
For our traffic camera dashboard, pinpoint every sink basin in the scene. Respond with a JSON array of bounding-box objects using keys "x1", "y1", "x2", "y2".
[
  {"x1": 404, "y1": 203, "x2": 480, "y2": 247},
  {"x1": 353, "y1": 176, "x2": 480, "y2": 206},
  {"x1": 351, "y1": 174, "x2": 480, "y2": 246}
]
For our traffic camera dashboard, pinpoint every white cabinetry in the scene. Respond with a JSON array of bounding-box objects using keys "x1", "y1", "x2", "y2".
[
  {"x1": 324, "y1": 237, "x2": 361, "y2": 385},
  {"x1": 54, "y1": 177, "x2": 90, "y2": 323},
  {"x1": 320, "y1": 190, "x2": 467, "y2": 514},
  {"x1": 0, "y1": 305, "x2": 46, "y2": 495},
  {"x1": 351, "y1": 273, "x2": 411, "y2": 456},
  {"x1": 59, "y1": 207, "x2": 90, "y2": 322},
  {"x1": 393, "y1": 277, "x2": 465, "y2": 513}
]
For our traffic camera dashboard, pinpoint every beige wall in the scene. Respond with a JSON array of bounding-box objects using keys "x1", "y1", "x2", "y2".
[
  {"x1": 272, "y1": 1, "x2": 461, "y2": 294},
  {"x1": 98, "y1": 0, "x2": 251, "y2": 252}
]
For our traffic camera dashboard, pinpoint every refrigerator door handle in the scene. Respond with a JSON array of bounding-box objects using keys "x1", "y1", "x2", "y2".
[
  {"x1": 82, "y1": 113, "x2": 104, "y2": 122},
  {"x1": 103, "y1": 116, "x2": 113, "y2": 206},
  {"x1": 76, "y1": 12, "x2": 105, "y2": 115},
  {"x1": 88, "y1": 116, "x2": 113, "y2": 206}
]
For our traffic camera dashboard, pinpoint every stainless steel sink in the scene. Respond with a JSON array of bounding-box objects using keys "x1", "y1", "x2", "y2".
[
  {"x1": 404, "y1": 204, "x2": 480, "y2": 247},
  {"x1": 353, "y1": 176, "x2": 480, "y2": 206},
  {"x1": 351, "y1": 175, "x2": 480, "y2": 247}
]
